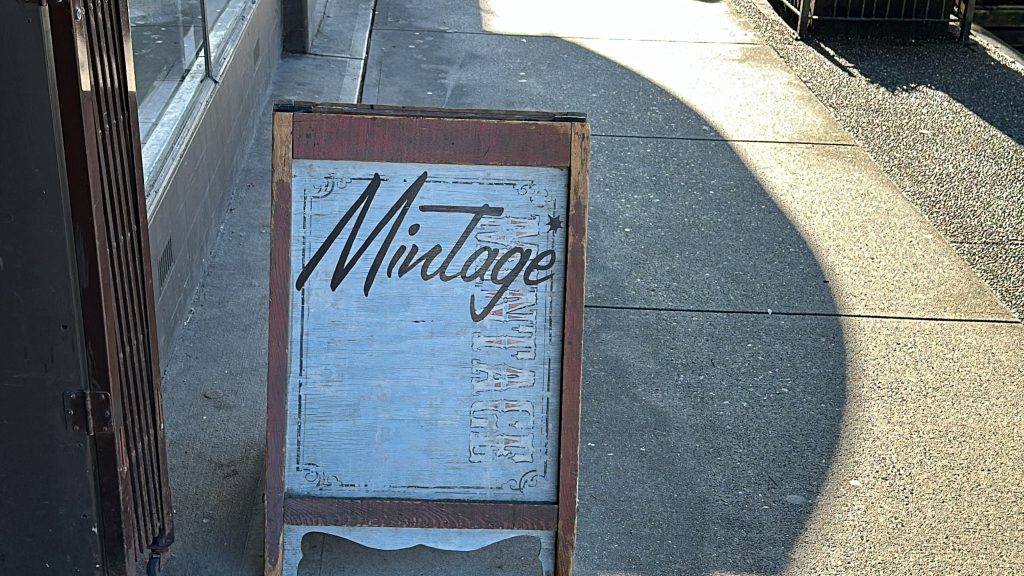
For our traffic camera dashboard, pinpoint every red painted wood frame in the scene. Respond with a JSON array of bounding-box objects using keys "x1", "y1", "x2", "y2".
[{"x1": 266, "y1": 103, "x2": 589, "y2": 576}]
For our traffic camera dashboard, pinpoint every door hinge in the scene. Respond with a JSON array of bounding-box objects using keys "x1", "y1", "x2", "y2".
[{"x1": 64, "y1": 390, "x2": 113, "y2": 436}]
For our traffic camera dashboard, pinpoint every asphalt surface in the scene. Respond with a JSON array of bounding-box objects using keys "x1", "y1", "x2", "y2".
[{"x1": 729, "y1": 0, "x2": 1024, "y2": 318}]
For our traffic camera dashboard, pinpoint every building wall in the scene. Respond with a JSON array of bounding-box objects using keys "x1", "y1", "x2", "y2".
[
  {"x1": 146, "y1": 0, "x2": 282, "y2": 365},
  {"x1": 283, "y1": 0, "x2": 328, "y2": 51}
]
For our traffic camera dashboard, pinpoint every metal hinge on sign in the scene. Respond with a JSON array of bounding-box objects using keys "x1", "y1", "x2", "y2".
[{"x1": 64, "y1": 390, "x2": 113, "y2": 436}]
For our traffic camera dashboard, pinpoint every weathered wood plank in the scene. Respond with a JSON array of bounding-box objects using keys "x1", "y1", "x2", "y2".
[
  {"x1": 277, "y1": 100, "x2": 586, "y2": 124},
  {"x1": 292, "y1": 113, "x2": 573, "y2": 167},
  {"x1": 281, "y1": 526, "x2": 557, "y2": 576},
  {"x1": 267, "y1": 107, "x2": 589, "y2": 576},
  {"x1": 284, "y1": 498, "x2": 558, "y2": 530},
  {"x1": 556, "y1": 122, "x2": 590, "y2": 576},
  {"x1": 285, "y1": 161, "x2": 568, "y2": 503},
  {"x1": 266, "y1": 111, "x2": 294, "y2": 576}
]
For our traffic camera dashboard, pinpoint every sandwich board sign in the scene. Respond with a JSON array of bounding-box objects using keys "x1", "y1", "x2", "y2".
[{"x1": 265, "y1": 103, "x2": 589, "y2": 576}]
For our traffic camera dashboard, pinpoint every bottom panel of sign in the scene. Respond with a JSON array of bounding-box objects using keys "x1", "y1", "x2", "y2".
[{"x1": 282, "y1": 525, "x2": 556, "y2": 576}]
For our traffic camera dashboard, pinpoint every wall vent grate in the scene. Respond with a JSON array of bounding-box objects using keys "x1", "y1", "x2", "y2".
[{"x1": 158, "y1": 237, "x2": 174, "y2": 290}]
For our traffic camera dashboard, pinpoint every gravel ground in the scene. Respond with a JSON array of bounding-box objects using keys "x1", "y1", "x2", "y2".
[{"x1": 726, "y1": 0, "x2": 1024, "y2": 318}]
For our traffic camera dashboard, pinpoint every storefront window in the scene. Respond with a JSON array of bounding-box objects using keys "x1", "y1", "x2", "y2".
[
  {"x1": 205, "y1": 0, "x2": 252, "y2": 72},
  {"x1": 129, "y1": 0, "x2": 253, "y2": 188},
  {"x1": 130, "y1": 0, "x2": 205, "y2": 179},
  {"x1": 205, "y1": 0, "x2": 237, "y2": 31}
]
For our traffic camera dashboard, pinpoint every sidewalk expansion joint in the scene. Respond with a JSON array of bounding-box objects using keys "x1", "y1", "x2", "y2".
[
  {"x1": 584, "y1": 303, "x2": 1022, "y2": 325},
  {"x1": 302, "y1": 51, "x2": 365, "y2": 62},
  {"x1": 592, "y1": 133, "x2": 858, "y2": 147},
  {"x1": 371, "y1": 27, "x2": 761, "y2": 46}
]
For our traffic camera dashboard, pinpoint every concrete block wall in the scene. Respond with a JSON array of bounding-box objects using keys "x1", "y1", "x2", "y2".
[{"x1": 146, "y1": 0, "x2": 282, "y2": 366}]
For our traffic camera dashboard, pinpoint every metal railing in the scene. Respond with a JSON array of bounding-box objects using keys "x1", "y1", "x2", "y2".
[{"x1": 776, "y1": 0, "x2": 975, "y2": 40}]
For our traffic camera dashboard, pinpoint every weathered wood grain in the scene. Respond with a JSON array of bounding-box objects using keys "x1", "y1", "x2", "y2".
[
  {"x1": 284, "y1": 498, "x2": 558, "y2": 530},
  {"x1": 286, "y1": 161, "x2": 567, "y2": 503},
  {"x1": 281, "y1": 526, "x2": 557, "y2": 576},
  {"x1": 277, "y1": 101, "x2": 586, "y2": 124},
  {"x1": 556, "y1": 122, "x2": 590, "y2": 576},
  {"x1": 266, "y1": 111, "x2": 294, "y2": 576},
  {"x1": 266, "y1": 107, "x2": 589, "y2": 576},
  {"x1": 292, "y1": 113, "x2": 572, "y2": 167}
]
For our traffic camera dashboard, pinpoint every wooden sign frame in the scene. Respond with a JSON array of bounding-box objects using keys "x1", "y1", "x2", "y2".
[{"x1": 266, "y1": 102, "x2": 589, "y2": 576}]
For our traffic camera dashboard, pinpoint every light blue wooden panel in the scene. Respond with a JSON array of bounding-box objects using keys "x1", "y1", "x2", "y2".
[
  {"x1": 282, "y1": 526, "x2": 556, "y2": 576},
  {"x1": 285, "y1": 160, "x2": 569, "y2": 502}
]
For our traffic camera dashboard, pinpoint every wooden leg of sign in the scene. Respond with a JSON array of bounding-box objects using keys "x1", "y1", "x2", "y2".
[
  {"x1": 265, "y1": 111, "x2": 293, "y2": 576},
  {"x1": 281, "y1": 528, "x2": 305, "y2": 576},
  {"x1": 556, "y1": 121, "x2": 590, "y2": 576}
]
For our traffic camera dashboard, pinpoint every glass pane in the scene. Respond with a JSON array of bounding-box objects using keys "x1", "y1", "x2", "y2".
[
  {"x1": 204, "y1": 0, "x2": 234, "y2": 31},
  {"x1": 204, "y1": 0, "x2": 251, "y2": 75},
  {"x1": 129, "y1": 0, "x2": 207, "y2": 181}
]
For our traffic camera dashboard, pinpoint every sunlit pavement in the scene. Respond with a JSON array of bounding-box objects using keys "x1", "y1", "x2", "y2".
[{"x1": 153, "y1": 1, "x2": 1024, "y2": 575}]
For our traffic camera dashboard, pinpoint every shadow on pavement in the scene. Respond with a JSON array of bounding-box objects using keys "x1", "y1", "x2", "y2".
[
  {"x1": 810, "y1": 32, "x2": 1024, "y2": 147},
  {"x1": 301, "y1": 1, "x2": 850, "y2": 575}
]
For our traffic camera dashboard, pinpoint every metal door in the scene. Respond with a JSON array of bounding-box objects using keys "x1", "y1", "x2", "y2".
[{"x1": 0, "y1": 1, "x2": 173, "y2": 574}]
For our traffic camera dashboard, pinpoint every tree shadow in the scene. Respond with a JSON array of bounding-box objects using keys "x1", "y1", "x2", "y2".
[
  {"x1": 296, "y1": 1, "x2": 850, "y2": 575},
  {"x1": 805, "y1": 29, "x2": 1024, "y2": 147}
]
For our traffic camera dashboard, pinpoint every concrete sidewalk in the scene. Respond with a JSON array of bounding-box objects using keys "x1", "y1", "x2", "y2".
[
  {"x1": 154, "y1": 0, "x2": 1024, "y2": 575},
  {"x1": 731, "y1": 0, "x2": 1024, "y2": 321}
]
